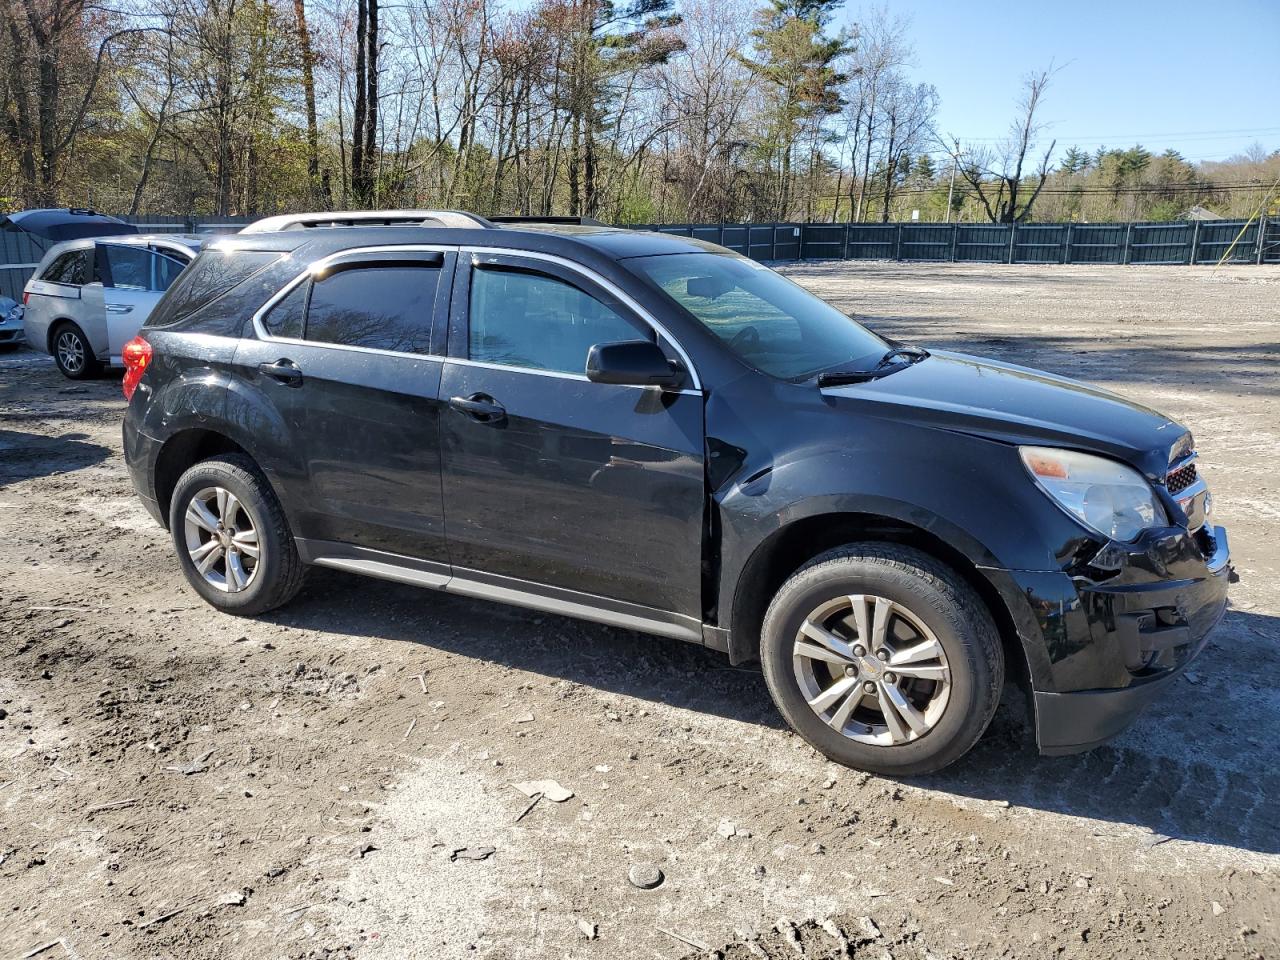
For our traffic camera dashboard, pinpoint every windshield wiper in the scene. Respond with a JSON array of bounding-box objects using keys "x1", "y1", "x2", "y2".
[{"x1": 816, "y1": 345, "x2": 930, "y2": 387}]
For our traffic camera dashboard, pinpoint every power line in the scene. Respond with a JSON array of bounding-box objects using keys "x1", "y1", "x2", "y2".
[
  {"x1": 871, "y1": 179, "x2": 1278, "y2": 198},
  {"x1": 952, "y1": 125, "x2": 1280, "y2": 144}
]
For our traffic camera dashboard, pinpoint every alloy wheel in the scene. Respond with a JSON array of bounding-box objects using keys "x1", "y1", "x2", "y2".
[
  {"x1": 182, "y1": 486, "x2": 262, "y2": 593},
  {"x1": 792, "y1": 594, "x2": 952, "y2": 746},
  {"x1": 56, "y1": 330, "x2": 85, "y2": 374}
]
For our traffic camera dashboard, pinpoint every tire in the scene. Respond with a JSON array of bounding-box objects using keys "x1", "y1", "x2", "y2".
[
  {"x1": 50, "y1": 322, "x2": 101, "y2": 379},
  {"x1": 168, "y1": 454, "x2": 306, "y2": 616},
  {"x1": 760, "y1": 543, "x2": 1003, "y2": 776}
]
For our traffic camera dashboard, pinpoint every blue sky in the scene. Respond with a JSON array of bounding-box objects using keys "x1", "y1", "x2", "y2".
[{"x1": 843, "y1": 0, "x2": 1279, "y2": 163}]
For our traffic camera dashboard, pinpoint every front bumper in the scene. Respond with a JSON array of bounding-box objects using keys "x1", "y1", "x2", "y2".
[{"x1": 985, "y1": 524, "x2": 1232, "y2": 756}]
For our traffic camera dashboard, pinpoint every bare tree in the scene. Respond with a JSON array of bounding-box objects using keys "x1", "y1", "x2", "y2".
[{"x1": 956, "y1": 66, "x2": 1058, "y2": 223}]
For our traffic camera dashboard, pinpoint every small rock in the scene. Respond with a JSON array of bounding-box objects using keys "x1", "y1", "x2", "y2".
[
  {"x1": 450, "y1": 846, "x2": 495, "y2": 862},
  {"x1": 821, "y1": 776, "x2": 837, "y2": 789},
  {"x1": 858, "y1": 916, "x2": 881, "y2": 939},
  {"x1": 992, "y1": 799, "x2": 1011, "y2": 808},
  {"x1": 933, "y1": 877, "x2": 954, "y2": 886},
  {"x1": 356, "y1": 843, "x2": 377, "y2": 858},
  {"x1": 577, "y1": 918, "x2": 598, "y2": 940},
  {"x1": 1075, "y1": 877, "x2": 1090, "y2": 889},
  {"x1": 1212, "y1": 901, "x2": 1226, "y2": 916},
  {"x1": 55, "y1": 618, "x2": 71, "y2": 629},
  {"x1": 594, "y1": 764, "x2": 610, "y2": 773},
  {"x1": 628, "y1": 863, "x2": 664, "y2": 889},
  {"x1": 218, "y1": 891, "x2": 247, "y2": 907},
  {"x1": 810, "y1": 842, "x2": 826, "y2": 855},
  {"x1": 512, "y1": 712, "x2": 535, "y2": 724},
  {"x1": 512, "y1": 780, "x2": 573, "y2": 803},
  {"x1": 752, "y1": 865, "x2": 767, "y2": 879},
  {"x1": 717, "y1": 819, "x2": 737, "y2": 839}
]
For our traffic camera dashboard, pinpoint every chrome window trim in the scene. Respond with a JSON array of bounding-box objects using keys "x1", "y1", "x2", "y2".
[
  {"x1": 462, "y1": 245, "x2": 702, "y2": 392},
  {"x1": 250, "y1": 244, "x2": 455, "y2": 360},
  {"x1": 251, "y1": 243, "x2": 705, "y2": 393}
]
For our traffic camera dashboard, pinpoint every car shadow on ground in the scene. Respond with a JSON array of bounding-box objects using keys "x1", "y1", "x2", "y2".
[
  {"x1": 0, "y1": 428, "x2": 111, "y2": 488},
  {"x1": 271, "y1": 569, "x2": 1280, "y2": 858}
]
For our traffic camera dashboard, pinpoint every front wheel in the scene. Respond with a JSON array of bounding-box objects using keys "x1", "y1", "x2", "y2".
[
  {"x1": 168, "y1": 454, "x2": 306, "y2": 615},
  {"x1": 760, "y1": 543, "x2": 1003, "y2": 776}
]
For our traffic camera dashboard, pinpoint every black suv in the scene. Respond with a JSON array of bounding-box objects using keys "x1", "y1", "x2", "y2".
[{"x1": 122, "y1": 211, "x2": 1232, "y2": 775}]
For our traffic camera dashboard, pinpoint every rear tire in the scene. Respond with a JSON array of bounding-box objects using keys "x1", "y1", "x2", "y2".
[
  {"x1": 51, "y1": 322, "x2": 101, "y2": 379},
  {"x1": 168, "y1": 454, "x2": 306, "y2": 615},
  {"x1": 760, "y1": 543, "x2": 1003, "y2": 776}
]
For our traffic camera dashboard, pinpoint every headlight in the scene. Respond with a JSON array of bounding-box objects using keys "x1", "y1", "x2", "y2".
[{"x1": 1019, "y1": 446, "x2": 1167, "y2": 542}]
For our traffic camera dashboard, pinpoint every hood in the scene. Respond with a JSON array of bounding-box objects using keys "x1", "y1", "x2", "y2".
[{"x1": 820, "y1": 350, "x2": 1187, "y2": 479}]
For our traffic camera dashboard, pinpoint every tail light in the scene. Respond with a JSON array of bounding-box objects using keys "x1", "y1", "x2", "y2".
[
  {"x1": 121, "y1": 335, "x2": 152, "y2": 401},
  {"x1": 22, "y1": 291, "x2": 30, "y2": 305}
]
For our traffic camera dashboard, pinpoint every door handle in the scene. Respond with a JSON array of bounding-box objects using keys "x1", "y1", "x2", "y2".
[
  {"x1": 258, "y1": 359, "x2": 303, "y2": 387},
  {"x1": 105, "y1": 303, "x2": 134, "y2": 314},
  {"x1": 449, "y1": 393, "x2": 506, "y2": 423}
]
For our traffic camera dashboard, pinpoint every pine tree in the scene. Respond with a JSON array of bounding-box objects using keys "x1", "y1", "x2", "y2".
[{"x1": 739, "y1": 0, "x2": 854, "y2": 218}]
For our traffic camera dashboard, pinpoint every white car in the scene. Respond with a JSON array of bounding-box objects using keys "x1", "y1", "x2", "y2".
[{"x1": 23, "y1": 234, "x2": 202, "y2": 378}]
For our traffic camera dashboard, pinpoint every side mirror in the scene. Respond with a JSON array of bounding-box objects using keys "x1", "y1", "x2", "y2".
[{"x1": 586, "y1": 340, "x2": 683, "y2": 389}]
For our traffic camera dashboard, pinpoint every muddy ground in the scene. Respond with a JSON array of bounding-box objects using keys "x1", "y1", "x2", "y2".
[{"x1": 1, "y1": 262, "x2": 1277, "y2": 960}]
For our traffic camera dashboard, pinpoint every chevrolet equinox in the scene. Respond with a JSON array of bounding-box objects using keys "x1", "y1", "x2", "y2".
[{"x1": 121, "y1": 210, "x2": 1233, "y2": 775}]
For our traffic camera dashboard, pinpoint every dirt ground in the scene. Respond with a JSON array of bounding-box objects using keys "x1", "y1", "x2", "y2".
[{"x1": 1, "y1": 262, "x2": 1277, "y2": 960}]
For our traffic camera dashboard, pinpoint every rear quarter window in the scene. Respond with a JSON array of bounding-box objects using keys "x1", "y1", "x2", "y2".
[
  {"x1": 40, "y1": 250, "x2": 93, "y2": 285},
  {"x1": 145, "y1": 249, "x2": 280, "y2": 328}
]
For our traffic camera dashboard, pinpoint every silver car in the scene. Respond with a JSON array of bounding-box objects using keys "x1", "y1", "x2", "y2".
[{"x1": 23, "y1": 234, "x2": 201, "y2": 378}]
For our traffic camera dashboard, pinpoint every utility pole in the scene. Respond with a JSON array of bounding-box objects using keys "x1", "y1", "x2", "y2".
[{"x1": 945, "y1": 143, "x2": 964, "y2": 224}]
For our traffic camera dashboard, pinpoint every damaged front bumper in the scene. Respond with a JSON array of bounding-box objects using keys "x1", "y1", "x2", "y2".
[{"x1": 985, "y1": 524, "x2": 1234, "y2": 756}]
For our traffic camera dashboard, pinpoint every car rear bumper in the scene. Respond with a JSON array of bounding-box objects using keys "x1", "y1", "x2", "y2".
[{"x1": 123, "y1": 415, "x2": 166, "y2": 526}]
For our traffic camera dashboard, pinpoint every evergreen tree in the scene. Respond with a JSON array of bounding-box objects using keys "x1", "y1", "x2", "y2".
[
  {"x1": 1060, "y1": 146, "x2": 1091, "y2": 175},
  {"x1": 739, "y1": 0, "x2": 854, "y2": 218}
]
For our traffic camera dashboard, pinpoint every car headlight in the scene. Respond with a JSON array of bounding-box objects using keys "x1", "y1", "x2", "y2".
[{"x1": 1019, "y1": 446, "x2": 1167, "y2": 542}]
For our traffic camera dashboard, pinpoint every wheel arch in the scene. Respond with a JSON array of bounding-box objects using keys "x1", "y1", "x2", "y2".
[
  {"x1": 725, "y1": 511, "x2": 1033, "y2": 704},
  {"x1": 153, "y1": 428, "x2": 252, "y2": 528},
  {"x1": 47, "y1": 316, "x2": 83, "y2": 353}
]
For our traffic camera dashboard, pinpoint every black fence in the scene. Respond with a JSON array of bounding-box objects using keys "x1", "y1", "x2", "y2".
[
  {"x1": 3, "y1": 213, "x2": 1277, "y2": 302},
  {"x1": 631, "y1": 217, "x2": 1280, "y2": 267}
]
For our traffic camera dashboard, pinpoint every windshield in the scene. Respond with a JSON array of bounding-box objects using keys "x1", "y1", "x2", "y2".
[{"x1": 627, "y1": 252, "x2": 886, "y2": 379}]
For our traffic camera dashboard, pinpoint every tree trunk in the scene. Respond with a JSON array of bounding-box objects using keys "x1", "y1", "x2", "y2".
[
  {"x1": 292, "y1": 0, "x2": 324, "y2": 205},
  {"x1": 351, "y1": 0, "x2": 367, "y2": 199}
]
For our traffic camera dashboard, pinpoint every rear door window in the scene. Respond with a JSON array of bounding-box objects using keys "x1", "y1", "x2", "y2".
[
  {"x1": 40, "y1": 250, "x2": 92, "y2": 286},
  {"x1": 302, "y1": 261, "x2": 441, "y2": 355}
]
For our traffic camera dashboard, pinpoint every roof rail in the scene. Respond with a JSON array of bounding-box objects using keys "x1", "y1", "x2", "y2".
[
  {"x1": 488, "y1": 215, "x2": 607, "y2": 227},
  {"x1": 239, "y1": 209, "x2": 494, "y2": 233}
]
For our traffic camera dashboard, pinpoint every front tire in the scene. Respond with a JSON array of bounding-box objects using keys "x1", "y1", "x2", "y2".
[
  {"x1": 51, "y1": 322, "x2": 101, "y2": 379},
  {"x1": 168, "y1": 454, "x2": 306, "y2": 615},
  {"x1": 760, "y1": 543, "x2": 1003, "y2": 776}
]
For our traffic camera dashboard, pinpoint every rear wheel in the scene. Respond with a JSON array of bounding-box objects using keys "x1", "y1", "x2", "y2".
[
  {"x1": 168, "y1": 454, "x2": 306, "y2": 615},
  {"x1": 760, "y1": 543, "x2": 1003, "y2": 776},
  {"x1": 51, "y1": 322, "x2": 101, "y2": 379}
]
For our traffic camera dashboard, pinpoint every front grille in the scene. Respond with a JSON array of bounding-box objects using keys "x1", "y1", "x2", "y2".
[{"x1": 1166, "y1": 461, "x2": 1197, "y2": 494}]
